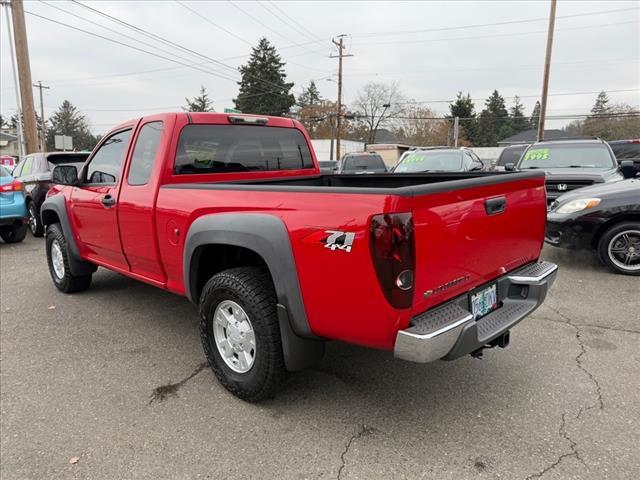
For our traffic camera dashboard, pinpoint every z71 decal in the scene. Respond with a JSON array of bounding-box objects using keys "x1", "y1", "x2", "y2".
[{"x1": 324, "y1": 230, "x2": 355, "y2": 252}]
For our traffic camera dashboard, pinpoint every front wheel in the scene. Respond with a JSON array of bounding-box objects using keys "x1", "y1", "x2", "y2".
[
  {"x1": 28, "y1": 202, "x2": 44, "y2": 237},
  {"x1": 199, "y1": 267, "x2": 285, "y2": 402},
  {"x1": 46, "y1": 223, "x2": 93, "y2": 292},
  {"x1": 598, "y1": 222, "x2": 640, "y2": 276}
]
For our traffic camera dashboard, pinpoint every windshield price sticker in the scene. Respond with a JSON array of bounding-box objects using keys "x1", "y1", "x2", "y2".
[{"x1": 523, "y1": 148, "x2": 549, "y2": 161}]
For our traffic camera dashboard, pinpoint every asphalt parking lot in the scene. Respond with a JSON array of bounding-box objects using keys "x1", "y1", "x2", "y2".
[{"x1": 1, "y1": 235, "x2": 638, "y2": 480}]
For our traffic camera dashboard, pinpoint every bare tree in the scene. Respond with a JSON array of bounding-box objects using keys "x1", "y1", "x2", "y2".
[
  {"x1": 353, "y1": 82, "x2": 406, "y2": 144},
  {"x1": 393, "y1": 104, "x2": 452, "y2": 146}
]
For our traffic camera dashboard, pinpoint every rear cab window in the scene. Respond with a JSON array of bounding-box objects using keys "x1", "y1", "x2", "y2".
[
  {"x1": 610, "y1": 141, "x2": 640, "y2": 160},
  {"x1": 497, "y1": 146, "x2": 527, "y2": 166},
  {"x1": 174, "y1": 125, "x2": 314, "y2": 175}
]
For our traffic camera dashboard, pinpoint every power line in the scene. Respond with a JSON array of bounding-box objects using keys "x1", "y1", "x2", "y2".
[
  {"x1": 39, "y1": 0, "x2": 240, "y2": 81},
  {"x1": 353, "y1": 20, "x2": 638, "y2": 46},
  {"x1": 260, "y1": 1, "x2": 320, "y2": 44},
  {"x1": 69, "y1": 0, "x2": 293, "y2": 93},
  {"x1": 23, "y1": 10, "x2": 240, "y2": 82},
  {"x1": 350, "y1": 6, "x2": 639, "y2": 39}
]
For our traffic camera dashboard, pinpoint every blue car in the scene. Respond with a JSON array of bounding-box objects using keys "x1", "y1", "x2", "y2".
[{"x1": 0, "y1": 165, "x2": 28, "y2": 243}]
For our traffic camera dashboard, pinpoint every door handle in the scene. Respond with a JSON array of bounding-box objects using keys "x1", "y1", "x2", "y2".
[
  {"x1": 485, "y1": 196, "x2": 506, "y2": 215},
  {"x1": 101, "y1": 194, "x2": 116, "y2": 208}
]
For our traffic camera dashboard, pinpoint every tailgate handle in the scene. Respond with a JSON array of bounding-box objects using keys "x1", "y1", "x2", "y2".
[{"x1": 485, "y1": 196, "x2": 506, "y2": 215}]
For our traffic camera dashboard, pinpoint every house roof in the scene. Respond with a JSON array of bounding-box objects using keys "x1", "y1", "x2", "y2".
[{"x1": 498, "y1": 129, "x2": 564, "y2": 145}]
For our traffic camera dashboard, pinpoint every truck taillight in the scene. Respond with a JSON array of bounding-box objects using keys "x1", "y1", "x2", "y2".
[
  {"x1": 0, "y1": 180, "x2": 23, "y2": 192},
  {"x1": 370, "y1": 213, "x2": 415, "y2": 309}
]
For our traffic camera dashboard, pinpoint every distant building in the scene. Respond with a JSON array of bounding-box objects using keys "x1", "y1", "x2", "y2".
[
  {"x1": 0, "y1": 130, "x2": 19, "y2": 157},
  {"x1": 498, "y1": 129, "x2": 565, "y2": 146},
  {"x1": 310, "y1": 139, "x2": 365, "y2": 162}
]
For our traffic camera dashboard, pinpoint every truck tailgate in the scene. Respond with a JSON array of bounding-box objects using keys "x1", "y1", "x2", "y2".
[{"x1": 411, "y1": 173, "x2": 546, "y2": 315}]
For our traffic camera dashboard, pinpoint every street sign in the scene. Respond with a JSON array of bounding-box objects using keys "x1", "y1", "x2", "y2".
[
  {"x1": 223, "y1": 108, "x2": 242, "y2": 113},
  {"x1": 54, "y1": 135, "x2": 73, "y2": 151}
]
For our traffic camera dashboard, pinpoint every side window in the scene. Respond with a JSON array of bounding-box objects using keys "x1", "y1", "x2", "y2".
[
  {"x1": 21, "y1": 157, "x2": 33, "y2": 176},
  {"x1": 128, "y1": 121, "x2": 164, "y2": 186},
  {"x1": 85, "y1": 129, "x2": 132, "y2": 184},
  {"x1": 12, "y1": 161, "x2": 24, "y2": 177},
  {"x1": 36, "y1": 155, "x2": 48, "y2": 173}
]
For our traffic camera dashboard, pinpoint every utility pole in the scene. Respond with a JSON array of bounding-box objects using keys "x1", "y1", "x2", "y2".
[
  {"x1": 2, "y1": 1, "x2": 25, "y2": 159},
  {"x1": 33, "y1": 81, "x2": 49, "y2": 151},
  {"x1": 10, "y1": 0, "x2": 38, "y2": 154},
  {"x1": 537, "y1": 0, "x2": 557, "y2": 142},
  {"x1": 330, "y1": 35, "x2": 353, "y2": 162}
]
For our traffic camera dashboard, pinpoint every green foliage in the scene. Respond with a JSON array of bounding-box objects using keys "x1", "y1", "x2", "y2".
[
  {"x1": 297, "y1": 80, "x2": 322, "y2": 108},
  {"x1": 449, "y1": 92, "x2": 477, "y2": 144},
  {"x1": 591, "y1": 91, "x2": 610, "y2": 115},
  {"x1": 234, "y1": 38, "x2": 295, "y2": 116},
  {"x1": 183, "y1": 85, "x2": 214, "y2": 112},
  {"x1": 509, "y1": 96, "x2": 529, "y2": 134},
  {"x1": 474, "y1": 90, "x2": 509, "y2": 146},
  {"x1": 529, "y1": 101, "x2": 541, "y2": 130},
  {"x1": 46, "y1": 100, "x2": 97, "y2": 151}
]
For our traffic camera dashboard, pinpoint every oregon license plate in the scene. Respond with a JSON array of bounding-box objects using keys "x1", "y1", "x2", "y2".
[{"x1": 471, "y1": 284, "x2": 498, "y2": 319}]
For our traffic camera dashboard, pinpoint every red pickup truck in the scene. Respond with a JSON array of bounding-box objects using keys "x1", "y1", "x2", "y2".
[{"x1": 42, "y1": 112, "x2": 557, "y2": 401}]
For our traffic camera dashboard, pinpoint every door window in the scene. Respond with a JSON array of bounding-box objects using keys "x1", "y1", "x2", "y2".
[
  {"x1": 128, "y1": 122, "x2": 163, "y2": 185},
  {"x1": 85, "y1": 130, "x2": 132, "y2": 184},
  {"x1": 20, "y1": 157, "x2": 33, "y2": 176}
]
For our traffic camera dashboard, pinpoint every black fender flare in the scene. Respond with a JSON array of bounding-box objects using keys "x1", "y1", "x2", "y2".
[
  {"x1": 40, "y1": 195, "x2": 97, "y2": 277},
  {"x1": 183, "y1": 213, "x2": 324, "y2": 371}
]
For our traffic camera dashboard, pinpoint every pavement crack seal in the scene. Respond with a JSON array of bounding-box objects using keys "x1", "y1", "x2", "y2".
[
  {"x1": 524, "y1": 305, "x2": 605, "y2": 479},
  {"x1": 149, "y1": 362, "x2": 208, "y2": 404},
  {"x1": 336, "y1": 424, "x2": 377, "y2": 480},
  {"x1": 525, "y1": 413, "x2": 584, "y2": 480}
]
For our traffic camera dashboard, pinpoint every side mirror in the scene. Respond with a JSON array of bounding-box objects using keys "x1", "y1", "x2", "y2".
[
  {"x1": 505, "y1": 163, "x2": 515, "y2": 171},
  {"x1": 619, "y1": 160, "x2": 637, "y2": 179},
  {"x1": 52, "y1": 165, "x2": 78, "y2": 186}
]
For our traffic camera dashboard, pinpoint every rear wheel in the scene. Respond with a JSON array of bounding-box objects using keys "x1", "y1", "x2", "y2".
[
  {"x1": 46, "y1": 223, "x2": 93, "y2": 292},
  {"x1": 199, "y1": 266, "x2": 285, "y2": 402},
  {"x1": 28, "y1": 202, "x2": 44, "y2": 237},
  {"x1": 0, "y1": 224, "x2": 27, "y2": 243},
  {"x1": 598, "y1": 222, "x2": 640, "y2": 276}
]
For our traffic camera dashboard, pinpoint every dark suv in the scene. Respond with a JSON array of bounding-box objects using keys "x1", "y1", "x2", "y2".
[
  {"x1": 508, "y1": 139, "x2": 622, "y2": 206},
  {"x1": 609, "y1": 139, "x2": 640, "y2": 169},
  {"x1": 336, "y1": 152, "x2": 387, "y2": 174},
  {"x1": 12, "y1": 152, "x2": 89, "y2": 236}
]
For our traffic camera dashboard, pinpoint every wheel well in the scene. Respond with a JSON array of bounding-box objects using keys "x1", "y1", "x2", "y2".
[
  {"x1": 591, "y1": 213, "x2": 640, "y2": 248},
  {"x1": 41, "y1": 209, "x2": 60, "y2": 228},
  {"x1": 190, "y1": 244, "x2": 269, "y2": 303}
]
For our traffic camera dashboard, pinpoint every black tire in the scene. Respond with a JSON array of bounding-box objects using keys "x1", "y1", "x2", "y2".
[
  {"x1": 28, "y1": 202, "x2": 44, "y2": 237},
  {"x1": 199, "y1": 266, "x2": 285, "y2": 402},
  {"x1": 597, "y1": 221, "x2": 640, "y2": 276},
  {"x1": 46, "y1": 223, "x2": 93, "y2": 292},
  {"x1": 0, "y1": 224, "x2": 27, "y2": 243}
]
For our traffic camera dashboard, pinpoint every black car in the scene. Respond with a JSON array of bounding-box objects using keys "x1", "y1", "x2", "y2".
[
  {"x1": 393, "y1": 147, "x2": 484, "y2": 173},
  {"x1": 608, "y1": 139, "x2": 640, "y2": 169},
  {"x1": 546, "y1": 161, "x2": 639, "y2": 275},
  {"x1": 12, "y1": 151, "x2": 90, "y2": 236},
  {"x1": 508, "y1": 138, "x2": 622, "y2": 206},
  {"x1": 494, "y1": 144, "x2": 529, "y2": 171},
  {"x1": 336, "y1": 152, "x2": 387, "y2": 174}
]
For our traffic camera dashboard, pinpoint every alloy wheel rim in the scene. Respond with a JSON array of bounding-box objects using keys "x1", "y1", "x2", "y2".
[
  {"x1": 608, "y1": 229, "x2": 640, "y2": 271},
  {"x1": 51, "y1": 239, "x2": 65, "y2": 279},
  {"x1": 29, "y1": 205, "x2": 37, "y2": 234},
  {"x1": 213, "y1": 300, "x2": 256, "y2": 373}
]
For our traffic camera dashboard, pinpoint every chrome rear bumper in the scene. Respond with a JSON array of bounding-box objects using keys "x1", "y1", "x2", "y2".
[{"x1": 394, "y1": 261, "x2": 558, "y2": 363}]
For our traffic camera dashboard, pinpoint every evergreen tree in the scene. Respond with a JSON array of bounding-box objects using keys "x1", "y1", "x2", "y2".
[
  {"x1": 475, "y1": 90, "x2": 509, "y2": 146},
  {"x1": 529, "y1": 101, "x2": 541, "y2": 130},
  {"x1": 183, "y1": 85, "x2": 214, "y2": 112},
  {"x1": 509, "y1": 96, "x2": 529, "y2": 134},
  {"x1": 591, "y1": 91, "x2": 610, "y2": 115},
  {"x1": 46, "y1": 100, "x2": 97, "y2": 151},
  {"x1": 297, "y1": 80, "x2": 322, "y2": 108},
  {"x1": 448, "y1": 92, "x2": 477, "y2": 144},
  {"x1": 234, "y1": 38, "x2": 295, "y2": 116}
]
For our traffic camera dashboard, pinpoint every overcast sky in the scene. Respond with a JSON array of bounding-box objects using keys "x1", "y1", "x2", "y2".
[{"x1": 1, "y1": 0, "x2": 638, "y2": 134}]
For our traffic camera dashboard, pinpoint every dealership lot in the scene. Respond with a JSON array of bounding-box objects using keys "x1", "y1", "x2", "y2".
[{"x1": 1, "y1": 236, "x2": 638, "y2": 480}]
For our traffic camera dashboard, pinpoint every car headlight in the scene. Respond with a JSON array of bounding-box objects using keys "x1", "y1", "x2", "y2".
[{"x1": 556, "y1": 198, "x2": 601, "y2": 214}]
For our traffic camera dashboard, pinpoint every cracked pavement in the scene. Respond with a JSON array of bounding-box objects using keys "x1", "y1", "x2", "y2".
[{"x1": 1, "y1": 237, "x2": 639, "y2": 479}]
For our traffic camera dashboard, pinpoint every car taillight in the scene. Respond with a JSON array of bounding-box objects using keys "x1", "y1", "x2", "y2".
[
  {"x1": 370, "y1": 213, "x2": 415, "y2": 309},
  {"x1": 0, "y1": 180, "x2": 23, "y2": 192}
]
